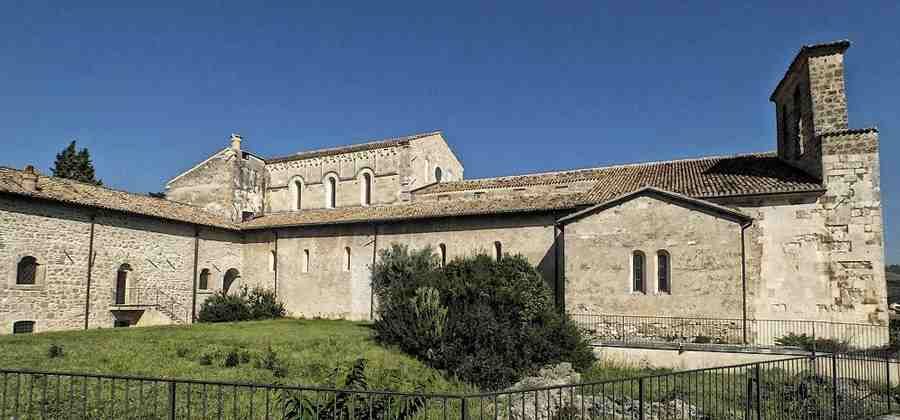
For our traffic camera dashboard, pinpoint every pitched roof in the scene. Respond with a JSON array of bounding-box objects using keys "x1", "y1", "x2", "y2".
[
  {"x1": 414, "y1": 153, "x2": 825, "y2": 200},
  {"x1": 240, "y1": 194, "x2": 582, "y2": 229},
  {"x1": 265, "y1": 131, "x2": 441, "y2": 164},
  {"x1": 0, "y1": 167, "x2": 239, "y2": 230},
  {"x1": 557, "y1": 187, "x2": 752, "y2": 226}
]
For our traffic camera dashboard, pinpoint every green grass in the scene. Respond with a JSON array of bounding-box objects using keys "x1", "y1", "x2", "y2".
[{"x1": 0, "y1": 319, "x2": 475, "y2": 394}]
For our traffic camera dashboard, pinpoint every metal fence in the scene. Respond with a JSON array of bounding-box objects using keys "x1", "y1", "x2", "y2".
[
  {"x1": 570, "y1": 313, "x2": 891, "y2": 349},
  {"x1": 1, "y1": 352, "x2": 898, "y2": 419}
]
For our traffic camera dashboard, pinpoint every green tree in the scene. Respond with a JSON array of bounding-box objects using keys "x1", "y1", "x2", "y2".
[
  {"x1": 51, "y1": 140, "x2": 102, "y2": 185},
  {"x1": 888, "y1": 265, "x2": 900, "y2": 275}
]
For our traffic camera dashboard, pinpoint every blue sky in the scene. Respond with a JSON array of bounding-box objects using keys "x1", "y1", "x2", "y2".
[{"x1": 1, "y1": 1, "x2": 897, "y2": 263}]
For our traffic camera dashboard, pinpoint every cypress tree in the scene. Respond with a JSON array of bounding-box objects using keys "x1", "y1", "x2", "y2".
[{"x1": 51, "y1": 140, "x2": 102, "y2": 185}]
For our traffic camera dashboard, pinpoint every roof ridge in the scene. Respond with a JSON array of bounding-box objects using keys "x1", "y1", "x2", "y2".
[
  {"x1": 425, "y1": 151, "x2": 777, "y2": 187},
  {"x1": 266, "y1": 130, "x2": 442, "y2": 163}
]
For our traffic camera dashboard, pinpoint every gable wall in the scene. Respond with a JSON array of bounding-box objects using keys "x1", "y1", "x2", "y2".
[{"x1": 563, "y1": 195, "x2": 745, "y2": 318}]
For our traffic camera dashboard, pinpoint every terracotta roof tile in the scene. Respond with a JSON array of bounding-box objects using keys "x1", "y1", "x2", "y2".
[
  {"x1": 414, "y1": 153, "x2": 824, "y2": 200},
  {"x1": 265, "y1": 131, "x2": 440, "y2": 164},
  {"x1": 0, "y1": 167, "x2": 239, "y2": 230}
]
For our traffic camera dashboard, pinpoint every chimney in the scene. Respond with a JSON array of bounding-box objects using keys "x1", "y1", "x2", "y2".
[
  {"x1": 21, "y1": 165, "x2": 39, "y2": 192},
  {"x1": 230, "y1": 133, "x2": 242, "y2": 152}
]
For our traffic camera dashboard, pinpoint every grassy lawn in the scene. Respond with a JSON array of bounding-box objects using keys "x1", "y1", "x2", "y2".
[{"x1": 0, "y1": 319, "x2": 475, "y2": 394}]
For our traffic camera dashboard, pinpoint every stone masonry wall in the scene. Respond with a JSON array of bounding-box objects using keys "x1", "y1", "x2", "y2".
[
  {"x1": 241, "y1": 213, "x2": 558, "y2": 320},
  {"x1": 563, "y1": 195, "x2": 745, "y2": 318},
  {"x1": 0, "y1": 195, "x2": 243, "y2": 334}
]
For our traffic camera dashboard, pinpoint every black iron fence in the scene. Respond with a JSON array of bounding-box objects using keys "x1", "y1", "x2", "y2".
[
  {"x1": 570, "y1": 313, "x2": 891, "y2": 349},
  {"x1": 1, "y1": 352, "x2": 899, "y2": 419}
]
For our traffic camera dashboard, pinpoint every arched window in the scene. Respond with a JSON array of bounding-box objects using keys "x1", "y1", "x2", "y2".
[
  {"x1": 434, "y1": 167, "x2": 443, "y2": 183},
  {"x1": 12, "y1": 321, "x2": 34, "y2": 334},
  {"x1": 114, "y1": 264, "x2": 131, "y2": 305},
  {"x1": 199, "y1": 269, "x2": 210, "y2": 290},
  {"x1": 657, "y1": 250, "x2": 671, "y2": 294},
  {"x1": 343, "y1": 247, "x2": 351, "y2": 272},
  {"x1": 269, "y1": 250, "x2": 277, "y2": 273},
  {"x1": 632, "y1": 251, "x2": 646, "y2": 294},
  {"x1": 360, "y1": 172, "x2": 372, "y2": 206},
  {"x1": 302, "y1": 249, "x2": 310, "y2": 273},
  {"x1": 16, "y1": 256, "x2": 38, "y2": 285},
  {"x1": 293, "y1": 179, "x2": 304, "y2": 211},
  {"x1": 325, "y1": 175, "x2": 338, "y2": 208},
  {"x1": 439, "y1": 243, "x2": 447, "y2": 268},
  {"x1": 793, "y1": 87, "x2": 804, "y2": 158},
  {"x1": 223, "y1": 268, "x2": 240, "y2": 294},
  {"x1": 493, "y1": 242, "x2": 502, "y2": 262}
]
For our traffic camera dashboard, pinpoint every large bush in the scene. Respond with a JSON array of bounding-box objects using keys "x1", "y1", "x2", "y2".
[
  {"x1": 198, "y1": 286, "x2": 286, "y2": 323},
  {"x1": 372, "y1": 244, "x2": 595, "y2": 390}
]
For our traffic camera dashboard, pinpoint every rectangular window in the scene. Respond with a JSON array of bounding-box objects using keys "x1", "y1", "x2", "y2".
[
  {"x1": 13, "y1": 321, "x2": 34, "y2": 334},
  {"x1": 632, "y1": 252, "x2": 645, "y2": 294},
  {"x1": 344, "y1": 247, "x2": 351, "y2": 272}
]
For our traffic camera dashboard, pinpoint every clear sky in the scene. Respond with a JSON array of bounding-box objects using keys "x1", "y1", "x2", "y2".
[{"x1": 1, "y1": 1, "x2": 897, "y2": 263}]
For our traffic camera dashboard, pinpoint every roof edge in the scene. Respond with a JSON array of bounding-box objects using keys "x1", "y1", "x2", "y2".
[
  {"x1": 557, "y1": 187, "x2": 753, "y2": 226},
  {"x1": 265, "y1": 130, "x2": 442, "y2": 164},
  {"x1": 770, "y1": 40, "x2": 851, "y2": 101}
]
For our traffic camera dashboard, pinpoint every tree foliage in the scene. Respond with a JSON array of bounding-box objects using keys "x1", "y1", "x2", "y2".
[
  {"x1": 372, "y1": 244, "x2": 595, "y2": 390},
  {"x1": 51, "y1": 140, "x2": 102, "y2": 185},
  {"x1": 887, "y1": 265, "x2": 900, "y2": 275}
]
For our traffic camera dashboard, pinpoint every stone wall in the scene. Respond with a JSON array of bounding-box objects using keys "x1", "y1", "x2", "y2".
[
  {"x1": 0, "y1": 195, "x2": 243, "y2": 334},
  {"x1": 166, "y1": 144, "x2": 267, "y2": 222},
  {"x1": 241, "y1": 212, "x2": 559, "y2": 320},
  {"x1": 563, "y1": 195, "x2": 745, "y2": 318}
]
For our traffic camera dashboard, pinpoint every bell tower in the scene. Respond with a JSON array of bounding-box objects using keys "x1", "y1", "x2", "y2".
[{"x1": 770, "y1": 40, "x2": 850, "y2": 179}]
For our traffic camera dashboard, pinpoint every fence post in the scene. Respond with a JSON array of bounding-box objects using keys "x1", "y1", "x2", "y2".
[
  {"x1": 638, "y1": 378, "x2": 645, "y2": 420},
  {"x1": 754, "y1": 365, "x2": 761, "y2": 420},
  {"x1": 887, "y1": 357, "x2": 893, "y2": 413},
  {"x1": 168, "y1": 381, "x2": 176, "y2": 420},
  {"x1": 460, "y1": 397, "x2": 468, "y2": 420},
  {"x1": 831, "y1": 353, "x2": 838, "y2": 420}
]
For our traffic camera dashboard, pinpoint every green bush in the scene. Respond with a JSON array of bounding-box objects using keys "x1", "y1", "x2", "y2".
[
  {"x1": 197, "y1": 286, "x2": 286, "y2": 323},
  {"x1": 47, "y1": 344, "x2": 64, "y2": 359},
  {"x1": 775, "y1": 332, "x2": 850, "y2": 353},
  {"x1": 372, "y1": 244, "x2": 595, "y2": 390},
  {"x1": 248, "y1": 287, "x2": 287, "y2": 320}
]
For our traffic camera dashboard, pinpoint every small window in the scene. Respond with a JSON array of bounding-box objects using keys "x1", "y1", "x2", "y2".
[
  {"x1": 434, "y1": 167, "x2": 443, "y2": 183},
  {"x1": 16, "y1": 256, "x2": 38, "y2": 285},
  {"x1": 344, "y1": 247, "x2": 351, "y2": 272},
  {"x1": 199, "y1": 269, "x2": 210, "y2": 290},
  {"x1": 269, "y1": 251, "x2": 277, "y2": 273},
  {"x1": 361, "y1": 172, "x2": 372, "y2": 206},
  {"x1": 473, "y1": 192, "x2": 485, "y2": 199},
  {"x1": 326, "y1": 176, "x2": 338, "y2": 208},
  {"x1": 294, "y1": 180, "x2": 304, "y2": 210},
  {"x1": 493, "y1": 242, "x2": 502, "y2": 262},
  {"x1": 302, "y1": 249, "x2": 310, "y2": 273},
  {"x1": 632, "y1": 251, "x2": 646, "y2": 294},
  {"x1": 793, "y1": 87, "x2": 804, "y2": 158},
  {"x1": 12, "y1": 321, "x2": 34, "y2": 334},
  {"x1": 439, "y1": 243, "x2": 447, "y2": 268},
  {"x1": 657, "y1": 251, "x2": 671, "y2": 294}
]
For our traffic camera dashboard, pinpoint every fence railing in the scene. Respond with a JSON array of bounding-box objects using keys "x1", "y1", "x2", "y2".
[
  {"x1": 570, "y1": 313, "x2": 891, "y2": 349},
  {"x1": 1, "y1": 352, "x2": 898, "y2": 419}
]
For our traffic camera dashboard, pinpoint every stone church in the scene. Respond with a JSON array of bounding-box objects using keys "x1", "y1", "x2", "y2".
[{"x1": 0, "y1": 41, "x2": 886, "y2": 338}]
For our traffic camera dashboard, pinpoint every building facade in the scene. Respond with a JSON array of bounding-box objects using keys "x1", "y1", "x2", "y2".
[{"x1": 0, "y1": 41, "x2": 887, "y2": 340}]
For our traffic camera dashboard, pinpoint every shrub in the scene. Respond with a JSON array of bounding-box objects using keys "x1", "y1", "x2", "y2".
[
  {"x1": 198, "y1": 290, "x2": 251, "y2": 323},
  {"x1": 775, "y1": 332, "x2": 850, "y2": 353},
  {"x1": 197, "y1": 286, "x2": 286, "y2": 323},
  {"x1": 247, "y1": 287, "x2": 287, "y2": 320},
  {"x1": 255, "y1": 345, "x2": 288, "y2": 378},
  {"x1": 47, "y1": 344, "x2": 64, "y2": 359},
  {"x1": 278, "y1": 358, "x2": 428, "y2": 420},
  {"x1": 372, "y1": 244, "x2": 595, "y2": 390}
]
